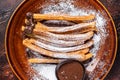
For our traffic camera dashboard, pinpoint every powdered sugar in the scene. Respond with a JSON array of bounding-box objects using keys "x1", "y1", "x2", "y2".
[
  {"x1": 32, "y1": 64, "x2": 57, "y2": 80},
  {"x1": 41, "y1": 0, "x2": 107, "y2": 57},
  {"x1": 86, "y1": 58, "x2": 100, "y2": 72},
  {"x1": 35, "y1": 38, "x2": 93, "y2": 53},
  {"x1": 40, "y1": 1, "x2": 107, "y2": 57},
  {"x1": 53, "y1": 53, "x2": 84, "y2": 59},
  {"x1": 31, "y1": 0, "x2": 108, "y2": 80},
  {"x1": 90, "y1": 11, "x2": 107, "y2": 56}
]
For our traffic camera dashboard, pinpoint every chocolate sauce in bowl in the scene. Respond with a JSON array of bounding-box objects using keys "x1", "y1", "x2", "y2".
[{"x1": 56, "y1": 59, "x2": 85, "y2": 80}]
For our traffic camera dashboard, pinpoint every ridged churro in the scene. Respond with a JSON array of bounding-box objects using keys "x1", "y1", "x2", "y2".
[
  {"x1": 35, "y1": 21, "x2": 96, "y2": 33},
  {"x1": 33, "y1": 14, "x2": 95, "y2": 21},
  {"x1": 23, "y1": 39, "x2": 92, "y2": 61},
  {"x1": 22, "y1": 12, "x2": 96, "y2": 63}
]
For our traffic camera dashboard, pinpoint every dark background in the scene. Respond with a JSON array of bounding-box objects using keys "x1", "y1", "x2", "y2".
[{"x1": 0, "y1": 0, "x2": 120, "y2": 80}]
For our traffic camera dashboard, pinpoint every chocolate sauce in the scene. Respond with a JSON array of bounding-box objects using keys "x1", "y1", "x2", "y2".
[
  {"x1": 24, "y1": 12, "x2": 35, "y2": 35},
  {"x1": 26, "y1": 12, "x2": 33, "y2": 19},
  {"x1": 56, "y1": 60, "x2": 85, "y2": 80}
]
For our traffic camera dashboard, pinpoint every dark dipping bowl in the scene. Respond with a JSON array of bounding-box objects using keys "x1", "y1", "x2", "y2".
[{"x1": 56, "y1": 59, "x2": 85, "y2": 80}]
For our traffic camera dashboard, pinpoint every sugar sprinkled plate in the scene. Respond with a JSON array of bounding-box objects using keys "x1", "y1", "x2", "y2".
[{"x1": 5, "y1": 0, "x2": 117, "y2": 80}]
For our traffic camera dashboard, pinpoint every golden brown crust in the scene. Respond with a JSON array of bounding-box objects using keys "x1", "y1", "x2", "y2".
[
  {"x1": 34, "y1": 22, "x2": 96, "y2": 33},
  {"x1": 23, "y1": 39, "x2": 92, "y2": 61},
  {"x1": 33, "y1": 14, "x2": 95, "y2": 21}
]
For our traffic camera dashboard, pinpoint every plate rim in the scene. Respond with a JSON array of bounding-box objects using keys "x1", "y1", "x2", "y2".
[
  {"x1": 5, "y1": 0, "x2": 118, "y2": 80},
  {"x1": 5, "y1": 1, "x2": 27, "y2": 80},
  {"x1": 95, "y1": 0, "x2": 118, "y2": 79}
]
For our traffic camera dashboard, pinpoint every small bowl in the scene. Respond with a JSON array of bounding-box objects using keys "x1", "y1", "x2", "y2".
[{"x1": 56, "y1": 59, "x2": 85, "y2": 80}]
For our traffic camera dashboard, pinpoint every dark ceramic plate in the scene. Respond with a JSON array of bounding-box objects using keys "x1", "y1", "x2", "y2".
[{"x1": 5, "y1": 0, "x2": 117, "y2": 80}]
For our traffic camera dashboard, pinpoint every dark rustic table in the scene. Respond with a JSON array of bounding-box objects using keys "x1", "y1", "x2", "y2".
[{"x1": 0, "y1": 0, "x2": 120, "y2": 80}]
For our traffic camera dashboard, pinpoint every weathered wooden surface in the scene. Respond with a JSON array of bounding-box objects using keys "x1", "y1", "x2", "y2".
[{"x1": 0, "y1": 0, "x2": 120, "y2": 80}]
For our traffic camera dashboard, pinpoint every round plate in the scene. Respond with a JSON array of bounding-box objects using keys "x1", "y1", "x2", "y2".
[{"x1": 5, "y1": 0, "x2": 117, "y2": 80}]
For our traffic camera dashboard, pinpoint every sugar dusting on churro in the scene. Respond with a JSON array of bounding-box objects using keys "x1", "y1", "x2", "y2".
[
  {"x1": 24, "y1": 0, "x2": 108, "y2": 80},
  {"x1": 40, "y1": 0, "x2": 107, "y2": 54}
]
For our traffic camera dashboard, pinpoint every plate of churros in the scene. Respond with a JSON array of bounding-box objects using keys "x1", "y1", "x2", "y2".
[{"x1": 5, "y1": 0, "x2": 117, "y2": 80}]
